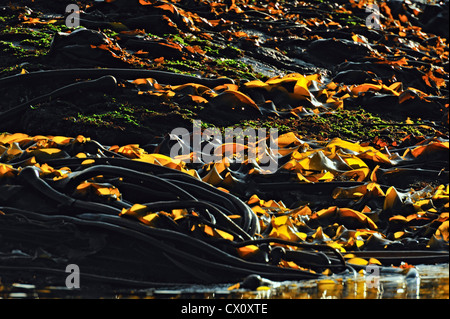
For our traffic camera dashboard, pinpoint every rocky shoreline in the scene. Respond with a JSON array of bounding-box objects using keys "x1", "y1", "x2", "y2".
[{"x1": 0, "y1": 0, "x2": 448, "y2": 297}]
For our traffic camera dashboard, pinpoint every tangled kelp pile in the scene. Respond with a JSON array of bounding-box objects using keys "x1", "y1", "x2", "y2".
[
  {"x1": 0, "y1": 0, "x2": 449, "y2": 292},
  {"x1": 0, "y1": 130, "x2": 448, "y2": 287}
]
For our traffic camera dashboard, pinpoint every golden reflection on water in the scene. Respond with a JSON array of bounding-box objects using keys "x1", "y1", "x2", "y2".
[
  {"x1": 263, "y1": 275, "x2": 448, "y2": 299},
  {"x1": 0, "y1": 264, "x2": 448, "y2": 299},
  {"x1": 235, "y1": 264, "x2": 449, "y2": 299}
]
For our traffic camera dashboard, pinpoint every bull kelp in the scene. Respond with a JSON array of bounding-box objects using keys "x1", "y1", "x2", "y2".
[{"x1": 0, "y1": 0, "x2": 448, "y2": 299}]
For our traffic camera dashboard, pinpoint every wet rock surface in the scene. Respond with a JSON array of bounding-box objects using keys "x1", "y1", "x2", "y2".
[{"x1": 0, "y1": 0, "x2": 448, "y2": 143}]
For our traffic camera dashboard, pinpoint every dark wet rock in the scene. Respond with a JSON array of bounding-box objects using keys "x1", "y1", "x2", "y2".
[
  {"x1": 48, "y1": 28, "x2": 129, "y2": 67},
  {"x1": 336, "y1": 61, "x2": 396, "y2": 80},
  {"x1": 355, "y1": 93, "x2": 399, "y2": 114},
  {"x1": 240, "y1": 274, "x2": 274, "y2": 290},
  {"x1": 420, "y1": 3, "x2": 444, "y2": 23},
  {"x1": 420, "y1": 3, "x2": 449, "y2": 38},
  {"x1": 332, "y1": 69, "x2": 379, "y2": 85},
  {"x1": 247, "y1": 46, "x2": 297, "y2": 72},
  {"x1": 240, "y1": 274, "x2": 262, "y2": 290},
  {"x1": 269, "y1": 246, "x2": 286, "y2": 265},
  {"x1": 124, "y1": 15, "x2": 179, "y2": 35},
  {"x1": 120, "y1": 1, "x2": 193, "y2": 33},
  {"x1": 423, "y1": 10, "x2": 449, "y2": 39},
  {"x1": 306, "y1": 38, "x2": 373, "y2": 66},
  {"x1": 397, "y1": 94, "x2": 446, "y2": 120},
  {"x1": 200, "y1": 91, "x2": 262, "y2": 125},
  {"x1": 77, "y1": 9, "x2": 111, "y2": 29},
  {"x1": 337, "y1": 61, "x2": 434, "y2": 94},
  {"x1": 49, "y1": 28, "x2": 109, "y2": 49},
  {"x1": 355, "y1": 87, "x2": 445, "y2": 120}
]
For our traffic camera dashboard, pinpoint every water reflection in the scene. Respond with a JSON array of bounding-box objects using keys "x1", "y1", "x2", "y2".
[
  {"x1": 264, "y1": 264, "x2": 448, "y2": 299},
  {"x1": 0, "y1": 264, "x2": 448, "y2": 299}
]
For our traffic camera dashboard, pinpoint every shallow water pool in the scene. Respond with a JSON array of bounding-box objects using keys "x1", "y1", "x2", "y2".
[{"x1": 1, "y1": 264, "x2": 447, "y2": 299}]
